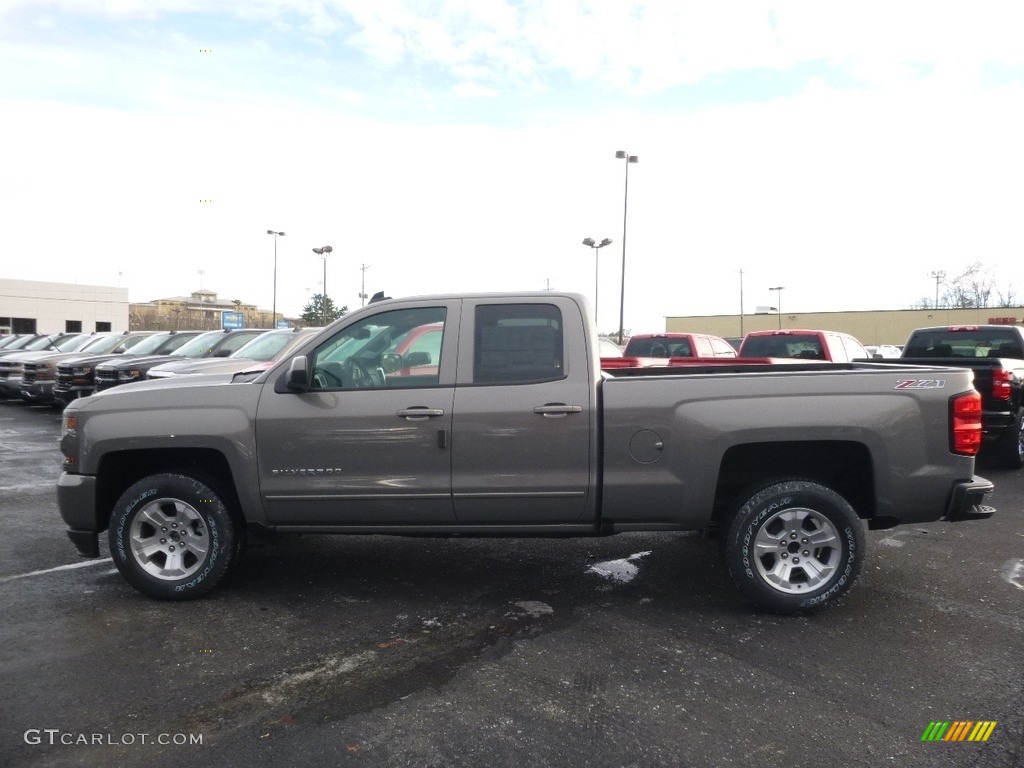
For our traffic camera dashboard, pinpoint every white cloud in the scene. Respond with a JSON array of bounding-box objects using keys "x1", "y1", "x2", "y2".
[{"x1": 1, "y1": 1, "x2": 1023, "y2": 335}]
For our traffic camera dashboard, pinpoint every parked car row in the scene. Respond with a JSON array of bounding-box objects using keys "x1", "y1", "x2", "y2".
[{"x1": 0, "y1": 328, "x2": 323, "y2": 410}]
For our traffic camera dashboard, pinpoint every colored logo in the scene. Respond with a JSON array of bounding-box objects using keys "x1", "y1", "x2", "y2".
[{"x1": 921, "y1": 721, "x2": 997, "y2": 742}]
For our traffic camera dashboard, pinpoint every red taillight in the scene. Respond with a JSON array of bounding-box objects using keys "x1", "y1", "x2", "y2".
[
  {"x1": 992, "y1": 368, "x2": 1013, "y2": 401},
  {"x1": 951, "y1": 391, "x2": 983, "y2": 455}
]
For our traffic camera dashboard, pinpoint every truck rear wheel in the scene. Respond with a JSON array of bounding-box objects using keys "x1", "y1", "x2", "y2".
[
  {"x1": 724, "y1": 480, "x2": 864, "y2": 614},
  {"x1": 109, "y1": 473, "x2": 241, "y2": 600}
]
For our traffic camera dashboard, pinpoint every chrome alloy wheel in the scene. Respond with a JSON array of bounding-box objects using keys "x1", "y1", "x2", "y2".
[
  {"x1": 752, "y1": 507, "x2": 841, "y2": 594},
  {"x1": 129, "y1": 497, "x2": 210, "y2": 580}
]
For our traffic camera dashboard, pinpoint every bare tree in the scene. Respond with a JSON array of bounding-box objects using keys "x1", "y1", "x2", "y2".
[
  {"x1": 996, "y1": 285, "x2": 1018, "y2": 307},
  {"x1": 943, "y1": 262, "x2": 995, "y2": 309}
]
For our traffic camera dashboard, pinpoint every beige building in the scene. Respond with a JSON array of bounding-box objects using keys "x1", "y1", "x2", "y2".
[
  {"x1": 129, "y1": 289, "x2": 282, "y2": 331},
  {"x1": 666, "y1": 306, "x2": 1024, "y2": 346}
]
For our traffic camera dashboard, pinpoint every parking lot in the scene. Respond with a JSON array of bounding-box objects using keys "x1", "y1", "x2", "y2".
[{"x1": 1, "y1": 397, "x2": 1022, "y2": 767}]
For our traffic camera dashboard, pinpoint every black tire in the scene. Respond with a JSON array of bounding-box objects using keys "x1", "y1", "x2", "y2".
[
  {"x1": 996, "y1": 409, "x2": 1024, "y2": 469},
  {"x1": 724, "y1": 480, "x2": 864, "y2": 614},
  {"x1": 108, "y1": 473, "x2": 241, "y2": 600}
]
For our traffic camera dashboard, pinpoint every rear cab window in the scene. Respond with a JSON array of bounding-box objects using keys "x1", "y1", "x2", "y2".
[{"x1": 903, "y1": 329, "x2": 1024, "y2": 359}]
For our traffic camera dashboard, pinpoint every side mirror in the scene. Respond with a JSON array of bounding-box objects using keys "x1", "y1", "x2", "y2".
[
  {"x1": 213, "y1": 349, "x2": 234, "y2": 357},
  {"x1": 873, "y1": 353, "x2": 883, "y2": 360},
  {"x1": 404, "y1": 351, "x2": 432, "y2": 367},
  {"x1": 286, "y1": 356, "x2": 309, "y2": 392}
]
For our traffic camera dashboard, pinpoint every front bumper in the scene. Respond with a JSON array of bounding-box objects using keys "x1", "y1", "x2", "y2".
[
  {"x1": 20, "y1": 380, "x2": 55, "y2": 403},
  {"x1": 57, "y1": 472, "x2": 101, "y2": 557},
  {"x1": 945, "y1": 476, "x2": 995, "y2": 522},
  {"x1": 0, "y1": 376, "x2": 23, "y2": 397}
]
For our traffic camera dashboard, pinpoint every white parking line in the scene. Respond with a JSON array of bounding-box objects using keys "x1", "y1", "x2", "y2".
[{"x1": 0, "y1": 558, "x2": 113, "y2": 585}]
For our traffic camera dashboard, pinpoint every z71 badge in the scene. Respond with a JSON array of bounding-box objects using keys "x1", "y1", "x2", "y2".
[{"x1": 894, "y1": 379, "x2": 947, "y2": 390}]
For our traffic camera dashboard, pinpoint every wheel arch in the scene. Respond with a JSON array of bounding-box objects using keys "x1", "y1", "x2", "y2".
[
  {"x1": 708, "y1": 440, "x2": 875, "y2": 535},
  {"x1": 96, "y1": 448, "x2": 243, "y2": 532}
]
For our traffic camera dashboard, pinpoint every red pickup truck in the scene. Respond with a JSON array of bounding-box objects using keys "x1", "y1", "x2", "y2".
[
  {"x1": 739, "y1": 329, "x2": 870, "y2": 362},
  {"x1": 603, "y1": 332, "x2": 737, "y2": 370}
]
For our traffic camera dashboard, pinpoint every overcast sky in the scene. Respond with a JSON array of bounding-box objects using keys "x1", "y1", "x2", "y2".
[{"x1": 2, "y1": 1, "x2": 1023, "y2": 333}]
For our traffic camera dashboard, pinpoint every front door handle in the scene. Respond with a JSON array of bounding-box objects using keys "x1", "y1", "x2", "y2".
[
  {"x1": 396, "y1": 407, "x2": 445, "y2": 420},
  {"x1": 533, "y1": 404, "x2": 583, "y2": 418}
]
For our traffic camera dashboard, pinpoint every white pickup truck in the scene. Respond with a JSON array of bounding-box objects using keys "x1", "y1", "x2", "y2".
[{"x1": 57, "y1": 293, "x2": 994, "y2": 613}]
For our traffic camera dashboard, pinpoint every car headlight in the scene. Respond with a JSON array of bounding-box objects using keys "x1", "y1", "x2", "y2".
[
  {"x1": 118, "y1": 369, "x2": 141, "y2": 381},
  {"x1": 72, "y1": 366, "x2": 92, "y2": 376}
]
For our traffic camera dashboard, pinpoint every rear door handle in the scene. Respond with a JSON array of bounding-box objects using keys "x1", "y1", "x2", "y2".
[
  {"x1": 533, "y1": 404, "x2": 583, "y2": 418},
  {"x1": 396, "y1": 408, "x2": 445, "y2": 420}
]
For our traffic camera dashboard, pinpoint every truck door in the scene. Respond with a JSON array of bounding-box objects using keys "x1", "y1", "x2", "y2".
[
  {"x1": 255, "y1": 302, "x2": 459, "y2": 526},
  {"x1": 451, "y1": 298, "x2": 597, "y2": 524}
]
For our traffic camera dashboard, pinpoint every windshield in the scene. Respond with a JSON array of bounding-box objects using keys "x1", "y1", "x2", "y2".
[
  {"x1": 76, "y1": 334, "x2": 131, "y2": 355},
  {"x1": 21, "y1": 335, "x2": 62, "y2": 351},
  {"x1": 124, "y1": 333, "x2": 176, "y2": 355},
  {"x1": 1, "y1": 335, "x2": 41, "y2": 351},
  {"x1": 170, "y1": 331, "x2": 230, "y2": 357},
  {"x1": 55, "y1": 335, "x2": 96, "y2": 352},
  {"x1": 228, "y1": 331, "x2": 303, "y2": 361}
]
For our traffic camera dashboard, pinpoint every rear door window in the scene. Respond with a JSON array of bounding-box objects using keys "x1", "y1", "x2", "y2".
[{"x1": 473, "y1": 304, "x2": 564, "y2": 384}]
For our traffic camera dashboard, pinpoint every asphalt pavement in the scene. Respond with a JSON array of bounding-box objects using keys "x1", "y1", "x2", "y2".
[{"x1": 0, "y1": 397, "x2": 1021, "y2": 768}]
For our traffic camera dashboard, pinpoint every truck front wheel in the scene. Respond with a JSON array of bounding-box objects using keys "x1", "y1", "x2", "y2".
[
  {"x1": 724, "y1": 480, "x2": 864, "y2": 614},
  {"x1": 109, "y1": 473, "x2": 241, "y2": 600}
]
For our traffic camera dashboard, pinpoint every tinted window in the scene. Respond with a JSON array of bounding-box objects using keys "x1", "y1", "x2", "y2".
[
  {"x1": 474, "y1": 304, "x2": 563, "y2": 384},
  {"x1": 903, "y1": 329, "x2": 1023, "y2": 359},
  {"x1": 741, "y1": 334, "x2": 823, "y2": 359},
  {"x1": 624, "y1": 337, "x2": 692, "y2": 357}
]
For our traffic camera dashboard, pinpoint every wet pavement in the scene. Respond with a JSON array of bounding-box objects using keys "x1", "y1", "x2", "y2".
[{"x1": 1, "y1": 398, "x2": 1022, "y2": 767}]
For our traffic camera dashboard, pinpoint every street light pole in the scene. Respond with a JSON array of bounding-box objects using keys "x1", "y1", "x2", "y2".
[
  {"x1": 614, "y1": 150, "x2": 638, "y2": 346},
  {"x1": 769, "y1": 286, "x2": 785, "y2": 330},
  {"x1": 929, "y1": 270, "x2": 945, "y2": 309},
  {"x1": 267, "y1": 230, "x2": 285, "y2": 329},
  {"x1": 312, "y1": 245, "x2": 333, "y2": 325},
  {"x1": 359, "y1": 263, "x2": 371, "y2": 306},
  {"x1": 581, "y1": 237, "x2": 612, "y2": 324}
]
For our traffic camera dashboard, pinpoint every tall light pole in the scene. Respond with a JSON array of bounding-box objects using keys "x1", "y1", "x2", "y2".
[
  {"x1": 581, "y1": 237, "x2": 612, "y2": 324},
  {"x1": 929, "y1": 270, "x2": 945, "y2": 309},
  {"x1": 313, "y1": 245, "x2": 333, "y2": 325},
  {"x1": 359, "y1": 263, "x2": 371, "y2": 306},
  {"x1": 769, "y1": 286, "x2": 785, "y2": 330},
  {"x1": 614, "y1": 150, "x2": 638, "y2": 345},
  {"x1": 267, "y1": 230, "x2": 285, "y2": 329},
  {"x1": 739, "y1": 268, "x2": 745, "y2": 336}
]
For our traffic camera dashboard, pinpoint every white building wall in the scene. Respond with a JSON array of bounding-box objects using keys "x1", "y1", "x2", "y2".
[{"x1": 0, "y1": 278, "x2": 130, "y2": 334}]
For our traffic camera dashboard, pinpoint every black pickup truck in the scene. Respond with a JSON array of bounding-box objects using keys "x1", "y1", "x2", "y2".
[{"x1": 902, "y1": 324, "x2": 1024, "y2": 468}]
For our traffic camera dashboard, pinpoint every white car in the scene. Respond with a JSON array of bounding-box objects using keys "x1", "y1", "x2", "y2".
[{"x1": 865, "y1": 344, "x2": 902, "y2": 359}]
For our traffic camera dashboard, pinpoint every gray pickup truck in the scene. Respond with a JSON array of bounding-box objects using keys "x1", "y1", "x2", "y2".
[{"x1": 57, "y1": 293, "x2": 994, "y2": 614}]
